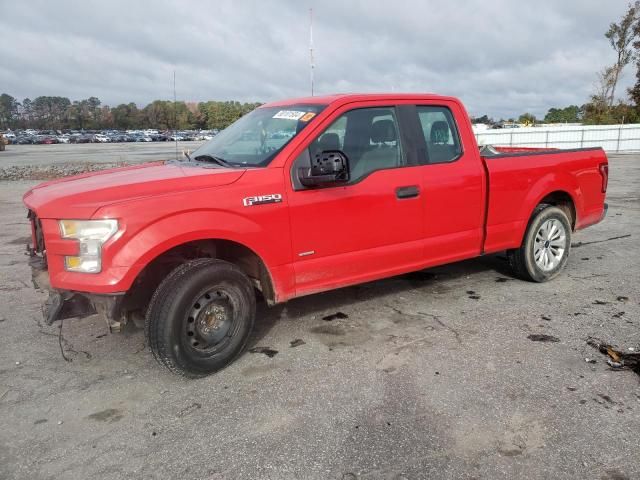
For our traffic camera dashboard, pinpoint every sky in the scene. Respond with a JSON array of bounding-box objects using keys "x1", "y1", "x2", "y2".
[{"x1": 0, "y1": 0, "x2": 633, "y2": 119}]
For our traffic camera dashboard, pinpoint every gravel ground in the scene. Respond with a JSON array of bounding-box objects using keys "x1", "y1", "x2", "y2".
[
  {"x1": 0, "y1": 154, "x2": 638, "y2": 480},
  {"x1": 0, "y1": 142, "x2": 203, "y2": 179}
]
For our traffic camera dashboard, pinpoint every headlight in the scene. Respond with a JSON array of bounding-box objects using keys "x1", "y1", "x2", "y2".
[{"x1": 59, "y1": 219, "x2": 118, "y2": 273}]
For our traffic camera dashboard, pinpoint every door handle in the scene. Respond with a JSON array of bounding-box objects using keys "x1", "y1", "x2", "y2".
[{"x1": 395, "y1": 185, "x2": 420, "y2": 199}]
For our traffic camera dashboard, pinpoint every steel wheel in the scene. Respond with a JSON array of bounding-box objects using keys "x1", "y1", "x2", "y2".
[
  {"x1": 533, "y1": 218, "x2": 567, "y2": 271},
  {"x1": 185, "y1": 288, "x2": 239, "y2": 353}
]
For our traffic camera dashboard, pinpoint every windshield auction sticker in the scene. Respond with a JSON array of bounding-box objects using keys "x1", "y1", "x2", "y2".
[
  {"x1": 299, "y1": 112, "x2": 316, "y2": 122},
  {"x1": 272, "y1": 110, "x2": 307, "y2": 120}
]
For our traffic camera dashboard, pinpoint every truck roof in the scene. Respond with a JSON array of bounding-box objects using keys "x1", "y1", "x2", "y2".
[{"x1": 262, "y1": 93, "x2": 459, "y2": 108}]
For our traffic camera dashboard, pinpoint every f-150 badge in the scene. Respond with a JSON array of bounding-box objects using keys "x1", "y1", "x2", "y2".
[{"x1": 243, "y1": 194, "x2": 283, "y2": 207}]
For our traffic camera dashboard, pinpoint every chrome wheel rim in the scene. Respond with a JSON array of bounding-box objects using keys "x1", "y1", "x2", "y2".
[{"x1": 534, "y1": 219, "x2": 567, "y2": 271}]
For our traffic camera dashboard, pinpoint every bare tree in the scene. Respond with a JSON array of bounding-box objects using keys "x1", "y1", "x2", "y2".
[{"x1": 605, "y1": 2, "x2": 640, "y2": 106}]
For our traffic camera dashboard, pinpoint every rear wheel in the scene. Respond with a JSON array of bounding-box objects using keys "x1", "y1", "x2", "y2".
[
  {"x1": 508, "y1": 204, "x2": 571, "y2": 282},
  {"x1": 145, "y1": 258, "x2": 256, "y2": 378}
]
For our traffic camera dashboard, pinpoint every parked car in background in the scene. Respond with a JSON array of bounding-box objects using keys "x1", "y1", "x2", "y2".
[
  {"x1": 37, "y1": 136, "x2": 59, "y2": 144},
  {"x1": 94, "y1": 134, "x2": 110, "y2": 143},
  {"x1": 15, "y1": 135, "x2": 36, "y2": 144}
]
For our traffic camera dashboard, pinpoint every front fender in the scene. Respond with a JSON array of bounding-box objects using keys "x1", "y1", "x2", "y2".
[
  {"x1": 92, "y1": 207, "x2": 292, "y2": 295},
  {"x1": 111, "y1": 209, "x2": 269, "y2": 267}
]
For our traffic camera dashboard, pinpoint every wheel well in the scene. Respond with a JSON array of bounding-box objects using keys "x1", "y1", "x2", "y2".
[
  {"x1": 121, "y1": 240, "x2": 275, "y2": 319},
  {"x1": 539, "y1": 191, "x2": 576, "y2": 229}
]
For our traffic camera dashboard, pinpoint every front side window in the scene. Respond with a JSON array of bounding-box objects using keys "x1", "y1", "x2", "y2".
[
  {"x1": 305, "y1": 107, "x2": 403, "y2": 183},
  {"x1": 416, "y1": 106, "x2": 462, "y2": 164},
  {"x1": 191, "y1": 104, "x2": 326, "y2": 167}
]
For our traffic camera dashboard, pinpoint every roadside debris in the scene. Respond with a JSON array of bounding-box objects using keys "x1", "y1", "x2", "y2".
[
  {"x1": 322, "y1": 312, "x2": 348, "y2": 321},
  {"x1": 289, "y1": 339, "x2": 305, "y2": 348},
  {"x1": 248, "y1": 347, "x2": 278, "y2": 358},
  {"x1": 587, "y1": 338, "x2": 640, "y2": 375},
  {"x1": 177, "y1": 402, "x2": 202, "y2": 417},
  {"x1": 617, "y1": 296, "x2": 629, "y2": 302},
  {"x1": 527, "y1": 334, "x2": 560, "y2": 343}
]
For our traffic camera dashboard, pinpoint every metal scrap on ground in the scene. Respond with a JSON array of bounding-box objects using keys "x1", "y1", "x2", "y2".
[{"x1": 587, "y1": 338, "x2": 640, "y2": 375}]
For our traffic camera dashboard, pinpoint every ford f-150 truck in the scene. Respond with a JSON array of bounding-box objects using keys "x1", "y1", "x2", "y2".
[{"x1": 23, "y1": 93, "x2": 609, "y2": 377}]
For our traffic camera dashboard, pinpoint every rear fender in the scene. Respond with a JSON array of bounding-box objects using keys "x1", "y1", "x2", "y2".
[{"x1": 514, "y1": 172, "x2": 582, "y2": 244}]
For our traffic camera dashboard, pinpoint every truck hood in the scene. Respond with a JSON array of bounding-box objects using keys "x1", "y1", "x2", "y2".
[{"x1": 23, "y1": 162, "x2": 246, "y2": 218}]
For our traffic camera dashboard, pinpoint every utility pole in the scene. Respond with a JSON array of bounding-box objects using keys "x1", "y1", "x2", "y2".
[
  {"x1": 173, "y1": 70, "x2": 178, "y2": 161},
  {"x1": 309, "y1": 8, "x2": 314, "y2": 96}
]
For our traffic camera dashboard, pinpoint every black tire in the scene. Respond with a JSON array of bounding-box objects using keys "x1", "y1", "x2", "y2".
[
  {"x1": 507, "y1": 204, "x2": 572, "y2": 282},
  {"x1": 145, "y1": 258, "x2": 256, "y2": 378}
]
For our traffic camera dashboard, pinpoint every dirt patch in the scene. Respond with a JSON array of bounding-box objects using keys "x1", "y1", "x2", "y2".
[{"x1": 87, "y1": 408, "x2": 124, "y2": 423}]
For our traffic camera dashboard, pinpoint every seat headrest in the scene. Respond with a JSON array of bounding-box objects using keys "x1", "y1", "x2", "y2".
[
  {"x1": 371, "y1": 119, "x2": 396, "y2": 143},
  {"x1": 430, "y1": 121, "x2": 450, "y2": 144},
  {"x1": 317, "y1": 132, "x2": 340, "y2": 151}
]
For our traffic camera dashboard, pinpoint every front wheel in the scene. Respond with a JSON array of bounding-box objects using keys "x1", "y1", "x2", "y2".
[
  {"x1": 145, "y1": 259, "x2": 256, "y2": 378},
  {"x1": 508, "y1": 204, "x2": 572, "y2": 282}
]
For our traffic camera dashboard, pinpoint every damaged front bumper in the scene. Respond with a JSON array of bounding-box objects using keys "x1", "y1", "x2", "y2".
[{"x1": 30, "y1": 254, "x2": 126, "y2": 332}]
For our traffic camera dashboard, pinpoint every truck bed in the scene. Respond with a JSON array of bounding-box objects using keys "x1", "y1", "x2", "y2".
[{"x1": 481, "y1": 146, "x2": 608, "y2": 254}]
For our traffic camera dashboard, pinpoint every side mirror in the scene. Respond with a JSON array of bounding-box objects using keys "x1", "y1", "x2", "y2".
[{"x1": 298, "y1": 150, "x2": 349, "y2": 187}]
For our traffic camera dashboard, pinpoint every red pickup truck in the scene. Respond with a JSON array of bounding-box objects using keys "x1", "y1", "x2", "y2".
[{"x1": 23, "y1": 93, "x2": 608, "y2": 377}]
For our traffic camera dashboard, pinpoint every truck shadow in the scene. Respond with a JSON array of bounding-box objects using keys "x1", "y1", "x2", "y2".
[{"x1": 249, "y1": 253, "x2": 514, "y2": 347}]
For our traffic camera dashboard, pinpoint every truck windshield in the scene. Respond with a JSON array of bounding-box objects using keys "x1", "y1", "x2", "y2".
[{"x1": 190, "y1": 104, "x2": 326, "y2": 167}]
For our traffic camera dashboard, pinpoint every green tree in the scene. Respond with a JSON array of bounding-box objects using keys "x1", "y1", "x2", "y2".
[
  {"x1": 30, "y1": 96, "x2": 71, "y2": 129},
  {"x1": 471, "y1": 114, "x2": 494, "y2": 125},
  {"x1": 606, "y1": 2, "x2": 640, "y2": 106},
  {"x1": 0, "y1": 93, "x2": 20, "y2": 129},
  {"x1": 543, "y1": 105, "x2": 582, "y2": 123},
  {"x1": 112, "y1": 103, "x2": 140, "y2": 129},
  {"x1": 517, "y1": 113, "x2": 537, "y2": 125}
]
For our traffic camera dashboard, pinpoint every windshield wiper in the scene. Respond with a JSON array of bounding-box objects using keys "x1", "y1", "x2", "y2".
[{"x1": 193, "y1": 154, "x2": 236, "y2": 168}]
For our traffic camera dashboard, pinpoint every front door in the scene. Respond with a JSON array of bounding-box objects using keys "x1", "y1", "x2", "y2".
[{"x1": 286, "y1": 105, "x2": 425, "y2": 296}]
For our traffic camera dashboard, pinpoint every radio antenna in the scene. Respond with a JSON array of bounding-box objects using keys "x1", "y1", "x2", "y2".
[
  {"x1": 173, "y1": 70, "x2": 178, "y2": 161},
  {"x1": 309, "y1": 8, "x2": 315, "y2": 96}
]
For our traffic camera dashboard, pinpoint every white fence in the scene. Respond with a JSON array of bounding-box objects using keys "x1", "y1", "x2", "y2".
[{"x1": 474, "y1": 124, "x2": 640, "y2": 153}]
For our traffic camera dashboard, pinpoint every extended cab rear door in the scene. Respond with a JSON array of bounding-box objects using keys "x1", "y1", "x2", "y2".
[
  {"x1": 411, "y1": 101, "x2": 486, "y2": 264},
  {"x1": 285, "y1": 101, "x2": 426, "y2": 296}
]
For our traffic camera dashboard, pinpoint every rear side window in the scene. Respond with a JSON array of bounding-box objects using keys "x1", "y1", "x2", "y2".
[{"x1": 416, "y1": 106, "x2": 462, "y2": 164}]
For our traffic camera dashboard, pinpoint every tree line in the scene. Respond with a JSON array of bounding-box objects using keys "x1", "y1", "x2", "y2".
[{"x1": 0, "y1": 94, "x2": 262, "y2": 131}]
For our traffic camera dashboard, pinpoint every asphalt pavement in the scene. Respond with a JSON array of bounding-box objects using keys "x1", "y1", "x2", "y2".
[{"x1": 0, "y1": 152, "x2": 638, "y2": 480}]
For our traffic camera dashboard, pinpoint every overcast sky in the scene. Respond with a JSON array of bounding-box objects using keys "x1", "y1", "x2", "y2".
[{"x1": 0, "y1": 1, "x2": 632, "y2": 119}]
